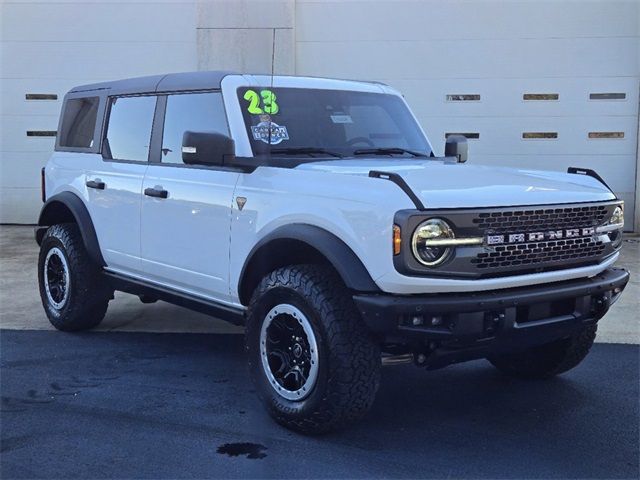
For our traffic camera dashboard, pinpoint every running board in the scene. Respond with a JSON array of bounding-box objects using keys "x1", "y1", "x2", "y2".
[{"x1": 103, "y1": 271, "x2": 245, "y2": 326}]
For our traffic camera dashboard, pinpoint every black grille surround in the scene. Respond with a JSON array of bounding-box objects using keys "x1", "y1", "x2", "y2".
[{"x1": 393, "y1": 201, "x2": 622, "y2": 279}]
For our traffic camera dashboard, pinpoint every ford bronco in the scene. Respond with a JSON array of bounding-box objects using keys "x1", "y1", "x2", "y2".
[{"x1": 36, "y1": 71, "x2": 629, "y2": 433}]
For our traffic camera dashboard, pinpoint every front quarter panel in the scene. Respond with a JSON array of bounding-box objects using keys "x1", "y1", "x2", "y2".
[{"x1": 229, "y1": 166, "x2": 413, "y2": 300}]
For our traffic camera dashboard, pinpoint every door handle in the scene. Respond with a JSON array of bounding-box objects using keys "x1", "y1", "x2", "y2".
[
  {"x1": 86, "y1": 179, "x2": 105, "y2": 190},
  {"x1": 144, "y1": 187, "x2": 168, "y2": 199}
]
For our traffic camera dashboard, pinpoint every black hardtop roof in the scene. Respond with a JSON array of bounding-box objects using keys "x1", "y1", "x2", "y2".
[
  {"x1": 68, "y1": 71, "x2": 389, "y2": 97},
  {"x1": 69, "y1": 71, "x2": 237, "y2": 96}
]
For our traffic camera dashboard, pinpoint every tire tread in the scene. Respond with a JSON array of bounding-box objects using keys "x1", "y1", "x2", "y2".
[{"x1": 246, "y1": 264, "x2": 380, "y2": 434}]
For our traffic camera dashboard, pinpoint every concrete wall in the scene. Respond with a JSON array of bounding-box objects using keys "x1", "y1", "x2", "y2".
[{"x1": 197, "y1": 0, "x2": 295, "y2": 74}]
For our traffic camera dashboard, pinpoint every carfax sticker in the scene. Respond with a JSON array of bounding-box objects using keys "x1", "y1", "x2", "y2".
[
  {"x1": 251, "y1": 121, "x2": 289, "y2": 145},
  {"x1": 330, "y1": 114, "x2": 353, "y2": 124}
]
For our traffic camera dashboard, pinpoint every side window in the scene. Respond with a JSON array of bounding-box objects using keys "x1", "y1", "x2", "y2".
[
  {"x1": 58, "y1": 97, "x2": 100, "y2": 148},
  {"x1": 104, "y1": 95, "x2": 156, "y2": 162},
  {"x1": 161, "y1": 92, "x2": 229, "y2": 164}
]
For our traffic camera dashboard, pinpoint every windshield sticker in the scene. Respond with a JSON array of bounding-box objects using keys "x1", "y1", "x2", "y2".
[
  {"x1": 251, "y1": 121, "x2": 289, "y2": 145},
  {"x1": 243, "y1": 89, "x2": 280, "y2": 115},
  {"x1": 330, "y1": 114, "x2": 353, "y2": 124}
]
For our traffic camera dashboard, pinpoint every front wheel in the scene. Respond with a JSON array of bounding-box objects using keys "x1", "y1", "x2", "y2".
[
  {"x1": 246, "y1": 264, "x2": 380, "y2": 434},
  {"x1": 38, "y1": 223, "x2": 111, "y2": 331},
  {"x1": 488, "y1": 325, "x2": 597, "y2": 379}
]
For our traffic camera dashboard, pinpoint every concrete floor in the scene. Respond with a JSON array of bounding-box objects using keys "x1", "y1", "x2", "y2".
[{"x1": 1, "y1": 225, "x2": 638, "y2": 343}]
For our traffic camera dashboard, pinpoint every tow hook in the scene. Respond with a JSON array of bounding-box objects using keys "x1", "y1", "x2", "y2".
[
  {"x1": 591, "y1": 292, "x2": 612, "y2": 318},
  {"x1": 414, "y1": 353, "x2": 428, "y2": 366},
  {"x1": 381, "y1": 351, "x2": 430, "y2": 366},
  {"x1": 381, "y1": 353, "x2": 413, "y2": 366}
]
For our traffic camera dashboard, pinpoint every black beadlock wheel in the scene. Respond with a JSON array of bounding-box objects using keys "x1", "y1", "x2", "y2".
[
  {"x1": 246, "y1": 264, "x2": 380, "y2": 434},
  {"x1": 488, "y1": 325, "x2": 598, "y2": 379},
  {"x1": 38, "y1": 223, "x2": 111, "y2": 331}
]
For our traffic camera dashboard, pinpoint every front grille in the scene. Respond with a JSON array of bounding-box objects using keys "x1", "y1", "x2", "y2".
[
  {"x1": 472, "y1": 237, "x2": 606, "y2": 269},
  {"x1": 472, "y1": 205, "x2": 608, "y2": 232},
  {"x1": 469, "y1": 203, "x2": 613, "y2": 274}
]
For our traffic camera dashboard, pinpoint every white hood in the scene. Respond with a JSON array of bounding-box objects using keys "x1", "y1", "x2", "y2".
[{"x1": 295, "y1": 159, "x2": 616, "y2": 208}]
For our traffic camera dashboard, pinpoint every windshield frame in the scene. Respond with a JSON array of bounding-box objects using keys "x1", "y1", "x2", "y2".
[{"x1": 221, "y1": 74, "x2": 433, "y2": 166}]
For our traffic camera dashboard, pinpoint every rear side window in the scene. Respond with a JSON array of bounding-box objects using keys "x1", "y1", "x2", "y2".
[
  {"x1": 104, "y1": 95, "x2": 156, "y2": 162},
  {"x1": 161, "y1": 92, "x2": 229, "y2": 164},
  {"x1": 58, "y1": 97, "x2": 99, "y2": 148}
]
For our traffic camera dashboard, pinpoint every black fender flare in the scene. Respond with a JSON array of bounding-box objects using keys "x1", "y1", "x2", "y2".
[
  {"x1": 36, "y1": 191, "x2": 106, "y2": 266},
  {"x1": 238, "y1": 224, "x2": 380, "y2": 305}
]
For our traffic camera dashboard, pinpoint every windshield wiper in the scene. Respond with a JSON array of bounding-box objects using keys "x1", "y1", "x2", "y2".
[
  {"x1": 270, "y1": 147, "x2": 343, "y2": 158},
  {"x1": 353, "y1": 147, "x2": 429, "y2": 158}
]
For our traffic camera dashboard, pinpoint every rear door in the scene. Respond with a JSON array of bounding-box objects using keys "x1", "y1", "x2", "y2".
[
  {"x1": 140, "y1": 91, "x2": 240, "y2": 303},
  {"x1": 86, "y1": 94, "x2": 156, "y2": 275}
]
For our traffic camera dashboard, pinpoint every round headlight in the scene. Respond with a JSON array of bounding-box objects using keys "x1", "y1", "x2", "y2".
[
  {"x1": 610, "y1": 205, "x2": 624, "y2": 228},
  {"x1": 412, "y1": 218, "x2": 454, "y2": 267}
]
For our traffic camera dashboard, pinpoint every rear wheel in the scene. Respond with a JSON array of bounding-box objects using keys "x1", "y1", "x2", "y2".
[
  {"x1": 489, "y1": 325, "x2": 597, "y2": 379},
  {"x1": 246, "y1": 264, "x2": 380, "y2": 434},
  {"x1": 38, "y1": 223, "x2": 111, "y2": 331}
]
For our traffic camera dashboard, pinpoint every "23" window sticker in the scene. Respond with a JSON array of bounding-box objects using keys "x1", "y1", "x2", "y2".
[{"x1": 243, "y1": 89, "x2": 279, "y2": 115}]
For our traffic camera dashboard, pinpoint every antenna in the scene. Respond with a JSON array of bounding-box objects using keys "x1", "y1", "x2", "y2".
[{"x1": 268, "y1": 28, "x2": 276, "y2": 148}]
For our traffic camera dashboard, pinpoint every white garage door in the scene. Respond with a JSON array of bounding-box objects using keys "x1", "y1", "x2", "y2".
[
  {"x1": 295, "y1": 0, "x2": 639, "y2": 230},
  {"x1": 0, "y1": 1, "x2": 197, "y2": 224}
]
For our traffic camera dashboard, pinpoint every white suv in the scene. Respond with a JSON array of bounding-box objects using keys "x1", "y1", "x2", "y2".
[{"x1": 36, "y1": 71, "x2": 629, "y2": 433}]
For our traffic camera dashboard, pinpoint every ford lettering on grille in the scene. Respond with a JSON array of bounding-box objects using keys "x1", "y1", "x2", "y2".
[{"x1": 485, "y1": 227, "x2": 596, "y2": 246}]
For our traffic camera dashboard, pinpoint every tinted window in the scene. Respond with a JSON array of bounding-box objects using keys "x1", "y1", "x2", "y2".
[
  {"x1": 59, "y1": 97, "x2": 99, "y2": 148},
  {"x1": 104, "y1": 96, "x2": 156, "y2": 161},
  {"x1": 161, "y1": 92, "x2": 228, "y2": 164},
  {"x1": 236, "y1": 87, "x2": 431, "y2": 157}
]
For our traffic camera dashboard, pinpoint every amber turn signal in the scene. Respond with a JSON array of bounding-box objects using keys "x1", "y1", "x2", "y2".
[{"x1": 393, "y1": 225, "x2": 402, "y2": 255}]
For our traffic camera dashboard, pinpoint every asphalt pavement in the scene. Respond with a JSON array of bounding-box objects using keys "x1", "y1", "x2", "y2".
[{"x1": 1, "y1": 330, "x2": 638, "y2": 479}]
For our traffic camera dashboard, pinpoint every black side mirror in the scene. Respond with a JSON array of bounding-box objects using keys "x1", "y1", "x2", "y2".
[
  {"x1": 182, "y1": 131, "x2": 235, "y2": 166},
  {"x1": 444, "y1": 135, "x2": 468, "y2": 163}
]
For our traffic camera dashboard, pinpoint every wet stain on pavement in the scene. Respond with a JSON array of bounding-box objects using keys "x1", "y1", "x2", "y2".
[
  {"x1": 0, "y1": 397, "x2": 27, "y2": 413},
  {"x1": 0, "y1": 435, "x2": 33, "y2": 453},
  {"x1": 217, "y1": 442, "x2": 267, "y2": 459}
]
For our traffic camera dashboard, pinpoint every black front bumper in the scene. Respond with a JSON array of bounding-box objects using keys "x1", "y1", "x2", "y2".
[{"x1": 354, "y1": 268, "x2": 629, "y2": 367}]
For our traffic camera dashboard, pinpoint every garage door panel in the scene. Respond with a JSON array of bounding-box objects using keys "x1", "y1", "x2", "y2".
[
  {"x1": 397, "y1": 77, "x2": 639, "y2": 118},
  {"x1": 0, "y1": 151, "x2": 50, "y2": 189},
  {"x1": 2, "y1": 42, "x2": 196, "y2": 79},
  {"x1": 296, "y1": 37, "x2": 638, "y2": 79},
  {"x1": 424, "y1": 116, "x2": 636, "y2": 156},
  {"x1": 0, "y1": 79, "x2": 90, "y2": 115},
  {"x1": 296, "y1": 0, "x2": 639, "y2": 42},
  {"x1": 1, "y1": 115, "x2": 58, "y2": 152},
  {"x1": 1, "y1": 2, "x2": 196, "y2": 42}
]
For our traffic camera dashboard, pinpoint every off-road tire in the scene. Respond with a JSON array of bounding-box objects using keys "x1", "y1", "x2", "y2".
[
  {"x1": 246, "y1": 264, "x2": 380, "y2": 434},
  {"x1": 38, "y1": 223, "x2": 111, "y2": 331},
  {"x1": 489, "y1": 325, "x2": 597, "y2": 379}
]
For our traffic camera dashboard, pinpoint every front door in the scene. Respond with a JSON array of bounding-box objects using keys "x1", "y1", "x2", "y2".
[{"x1": 140, "y1": 91, "x2": 239, "y2": 303}]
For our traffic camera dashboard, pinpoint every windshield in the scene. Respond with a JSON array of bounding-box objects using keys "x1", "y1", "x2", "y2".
[{"x1": 236, "y1": 87, "x2": 432, "y2": 158}]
